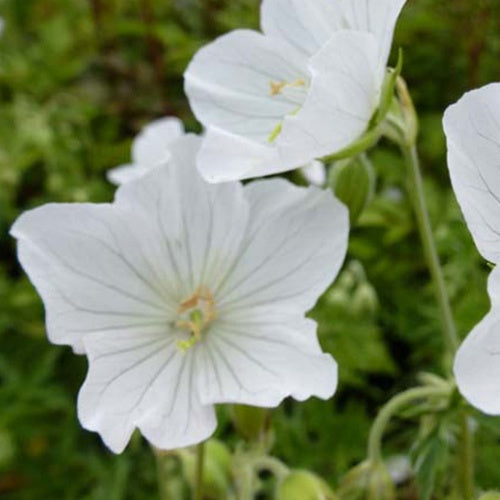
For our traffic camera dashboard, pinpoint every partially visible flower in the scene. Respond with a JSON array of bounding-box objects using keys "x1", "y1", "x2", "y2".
[
  {"x1": 0, "y1": 18, "x2": 4, "y2": 37},
  {"x1": 107, "y1": 117, "x2": 184, "y2": 185},
  {"x1": 301, "y1": 160, "x2": 326, "y2": 186},
  {"x1": 185, "y1": 0, "x2": 406, "y2": 182},
  {"x1": 443, "y1": 83, "x2": 500, "y2": 414},
  {"x1": 11, "y1": 134, "x2": 348, "y2": 452}
]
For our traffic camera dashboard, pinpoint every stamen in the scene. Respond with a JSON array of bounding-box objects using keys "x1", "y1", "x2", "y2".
[
  {"x1": 269, "y1": 78, "x2": 306, "y2": 97},
  {"x1": 176, "y1": 286, "x2": 217, "y2": 352}
]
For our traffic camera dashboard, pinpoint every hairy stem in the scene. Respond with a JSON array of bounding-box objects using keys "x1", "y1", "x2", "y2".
[
  {"x1": 368, "y1": 386, "x2": 450, "y2": 463},
  {"x1": 402, "y1": 144, "x2": 460, "y2": 357}
]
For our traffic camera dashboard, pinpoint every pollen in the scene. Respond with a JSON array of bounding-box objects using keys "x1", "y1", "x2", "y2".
[
  {"x1": 176, "y1": 286, "x2": 217, "y2": 352},
  {"x1": 269, "y1": 78, "x2": 306, "y2": 96}
]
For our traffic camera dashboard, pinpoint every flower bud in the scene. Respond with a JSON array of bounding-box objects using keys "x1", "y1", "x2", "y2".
[
  {"x1": 352, "y1": 282, "x2": 379, "y2": 317},
  {"x1": 230, "y1": 405, "x2": 269, "y2": 442},
  {"x1": 338, "y1": 461, "x2": 395, "y2": 500},
  {"x1": 329, "y1": 156, "x2": 375, "y2": 225},
  {"x1": 276, "y1": 470, "x2": 337, "y2": 500}
]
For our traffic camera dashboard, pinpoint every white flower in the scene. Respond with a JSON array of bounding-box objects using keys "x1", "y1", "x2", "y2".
[
  {"x1": 443, "y1": 83, "x2": 500, "y2": 414},
  {"x1": 184, "y1": 0, "x2": 406, "y2": 183},
  {"x1": 11, "y1": 134, "x2": 349, "y2": 452},
  {"x1": 302, "y1": 160, "x2": 327, "y2": 187},
  {"x1": 107, "y1": 117, "x2": 184, "y2": 185}
]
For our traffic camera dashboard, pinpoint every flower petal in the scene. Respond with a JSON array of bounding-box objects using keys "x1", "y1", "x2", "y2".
[
  {"x1": 278, "y1": 31, "x2": 381, "y2": 177},
  {"x1": 261, "y1": 0, "x2": 343, "y2": 58},
  {"x1": 301, "y1": 160, "x2": 326, "y2": 186},
  {"x1": 11, "y1": 204, "x2": 175, "y2": 353},
  {"x1": 341, "y1": 0, "x2": 406, "y2": 74},
  {"x1": 184, "y1": 29, "x2": 308, "y2": 144},
  {"x1": 216, "y1": 178, "x2": 348, "y2": 313},
  {"x1": 443, "y1": 83, "x2": 500, "y2": 264},
  {"x1": 199, "y1": 313, "x2": 337, "y2": 407},
  {"x1": 78, "y1": 330, "x2": 216, "y2": 452},
  {"x1": 261, "y1": 0, "x2": 406, "y2": 72},
  {"x1": 115, "y1": 135, "x2": 251, "y2": 295},
  {"x1": 107, "y1": 164, "x2": 150, "y2": 186},
  {"x1": 132, "y1": 117, "x2": 184, "y2": 167},
  {"x1": 196, "y1": 127, "x2": 284, "y2": 183},
  {"x1": 454, "y1": 267, "x2": 500, "y2": 414}
]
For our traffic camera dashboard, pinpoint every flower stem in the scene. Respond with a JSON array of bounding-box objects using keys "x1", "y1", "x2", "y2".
[
  {"x1": 252, "y1": 456, "x2": 290, "y2": 481},
  {"x1": 153, "y1": 449, "x2": 170, "y2": 500},
  {"x1": 401, "y1": 143, "x2": 474, "y2": 499},
  {"x1": 367, "y1": 386, "x2": 450, "y2": 463},
  {"x1": 401, "y1": 144, "x2": 460, "y2": 357},
  {"x1": 193, "y1": 442, "x2": 206, "y2": 500}
]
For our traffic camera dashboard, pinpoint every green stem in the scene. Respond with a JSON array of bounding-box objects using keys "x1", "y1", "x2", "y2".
[
  {"x1": 193, "y1": 442, "x2": 206, "y2": 500},
  {"x1": 252, "y1": 456, "x2": 290, "y2": 481},
  {"x1": 153, "y1": 448, "x2": 170, "y2": 500},
  {"x1": 459, "y1": 410, "x2": 475, "y2": 500},
  {"x1": 401, "y1": 143, "x2": 474, "y2": 499},
  {"x1": 401, "y1": 144, "x2": 460, "y2": 356},
  {"x1": 367, "y1": 386, "x2": 450, "y2": 463}
]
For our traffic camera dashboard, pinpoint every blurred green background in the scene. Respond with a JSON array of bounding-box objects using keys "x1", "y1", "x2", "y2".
[{"x1": 1, "y1": 0, "x2": 500, "y2": 498}]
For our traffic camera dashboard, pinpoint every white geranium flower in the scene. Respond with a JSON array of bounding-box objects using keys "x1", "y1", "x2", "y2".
[
  {"x1": 184, "y1": 0, "x2": 406, "y2": 183},
  {"x1": 302, "y1": 160, "x2": 327, "y2": 187},
  {"x1": 11, "y1": 134, "x2": 348, "y2": 452},
  {"x1": 107, "y1": 117, "x2": 184, "y2": 185},
  {"x1": 443, "y1": 83, "x2": 500, "y2": 413}
]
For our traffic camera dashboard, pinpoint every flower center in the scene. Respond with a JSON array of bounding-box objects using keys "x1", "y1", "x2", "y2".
[
  {"x1": 267, "y1": 78, "x2": 308, "y2": 143},
  {"x1": 269, "y1": 78, "x2": 306, "y2": 97},
  {"x1": 175, "y1": 286, "x2": 217, "y2": 352}
]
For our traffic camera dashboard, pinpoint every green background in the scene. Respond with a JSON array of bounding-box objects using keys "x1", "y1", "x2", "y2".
[{"x1": 1, "y1": 0, "x2": 500, "y2": 498}]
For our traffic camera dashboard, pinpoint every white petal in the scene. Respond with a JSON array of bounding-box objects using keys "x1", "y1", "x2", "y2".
[
  {"x1": 301, "y1": 160, "x2": 327, "y2": 186},
  {"x1": 11, "y1": 204, "x2": 175, "y2": 353},
  {"x1": 199, "y1": 313, "x2": 337, "y2": 407},
  {"x1": 261, "y1": 0, "x2": 343, "y2": 58},
  {"x1": 278, "y1": 31, "x2": 381, "y2": 168},
  {"x1": 132, "y1": 117, "x2": 185, "y2": 167},
  {"x1": 184, "y1": 29, "x2": 308, "y2": 144},
  {"x1": 216, "y1": 178, "x2": 349, "y2": 314},
  {"x1": 196, "y1": 127, "x2": 285, "y2": 183},
  {"x1": 261, "y1": 0, "x2": 406, "y2": 72},
  {"x1": 107, "y1": 164, "x2": 150, "y2": 186},
  {"x1": 454, "y1": 267, "x2": 500, "y2": 414},
  {"x1": 115, "y1": 135, "x2": 251, "y2": 295},
  {"x1": 443, "y1": 83, "x2": 500, "y2": 264},
  {"x1": 78, "y1": 330, "x2": 216, "y2": 452},
  {"x1": 341, "y1": 0, "x2": 406, "y2": 73}
]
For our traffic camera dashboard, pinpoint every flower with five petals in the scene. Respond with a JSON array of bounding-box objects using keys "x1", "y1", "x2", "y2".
[
  {"x1": 11, "y1": 134, "x2": 349, "y2": 452},
  {"x1": 185, "y1": 0, "x2": 406, "y2": 182}
]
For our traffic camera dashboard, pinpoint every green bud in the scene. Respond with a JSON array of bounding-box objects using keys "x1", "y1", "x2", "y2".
[
  {"x1": 377, "y1": 49, "x2": 404, "y2": 123},
  {"x1": 352, "y1": 282, "x2": 379, "y2": 317},
  {"x1": 276, "y1": 470, "x2": 338, "y2": 500},
  {"x1": 396, "y1": 76, "x2": 418, "y2": 146},
  {"x1": 181, "y1": 440, "x2": 232, "y2": 499},
  {"x1": 329, "y1": 156, "x2": 375, "y2": 225},
  {"x1": 338, "y1": 461, "x2": 395, "y2": 500},
  {"x1": 479, "y1": 493, "x2": 500, "y2": 500},
  {"x1": 231, "y1": 405, "x2": 269, "y2": 442}
]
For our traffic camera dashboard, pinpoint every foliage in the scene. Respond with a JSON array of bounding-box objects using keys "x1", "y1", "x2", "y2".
[{"x1": 1, "y1": 0, "x2": 500, "y2": 498}]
